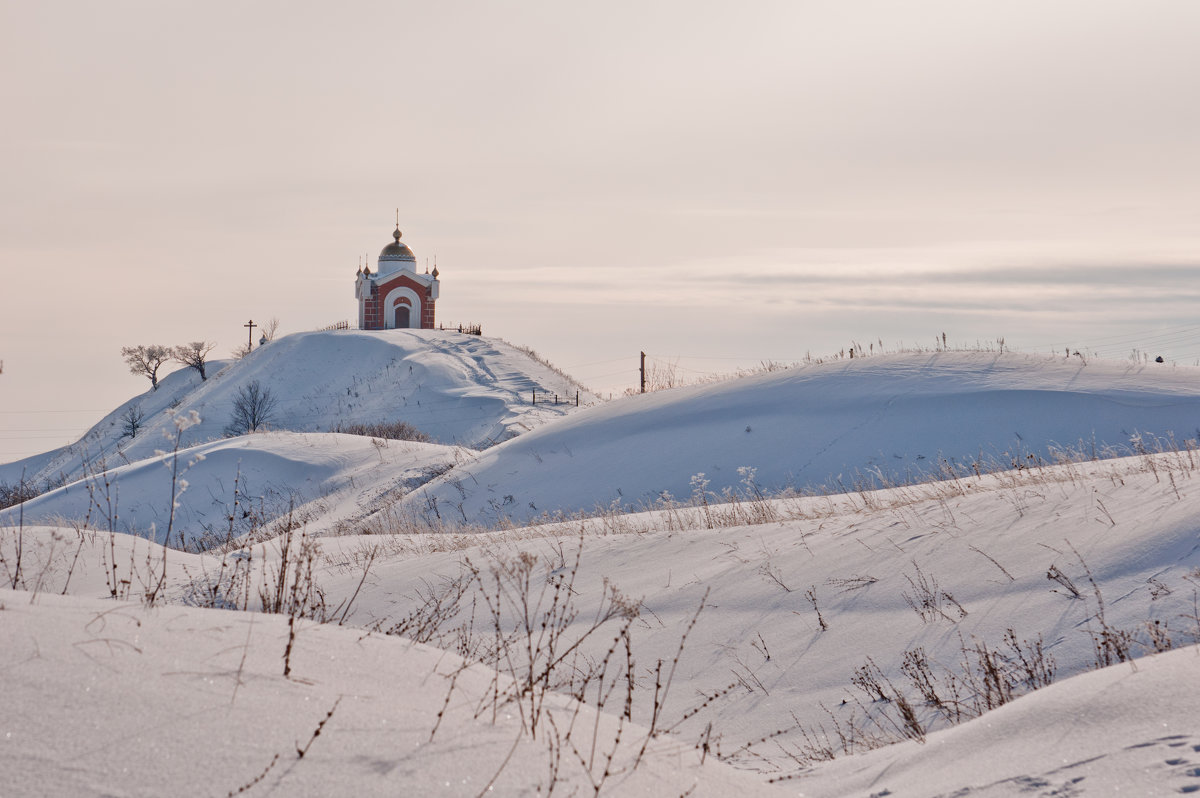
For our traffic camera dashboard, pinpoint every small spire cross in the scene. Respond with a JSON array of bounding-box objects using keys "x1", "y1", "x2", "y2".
[{"x1": 244, "y1": 319, "x2": 258, "y2": 351}]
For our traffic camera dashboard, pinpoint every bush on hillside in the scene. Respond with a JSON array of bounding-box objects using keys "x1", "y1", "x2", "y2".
[
  {"x1": 119, "y1": 405, "x2": 145, "y2": 439},
  {"x1": 331, "y1": 420, "x2": 431, "y2": 443},
  {"x1": 0, "y1": 472, "x2": 69, "y2": 510},
  {"x1": 224, "y1": 380, "x2": 279, "y2": 436},
  {"x1": 0, "y1": 478, "x2": 40, "y2": 510}
]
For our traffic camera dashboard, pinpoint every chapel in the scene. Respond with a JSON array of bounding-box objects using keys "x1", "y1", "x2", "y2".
[{"x1": 354, "y1": 224, "x2": 440, "y2": 330}]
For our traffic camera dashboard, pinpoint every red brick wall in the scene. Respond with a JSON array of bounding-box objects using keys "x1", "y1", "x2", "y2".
[
  {"x1": 360, "y1": 273, "x2": 437, "y2": 330},
  {"x1": 362, "y1": 284, "x2": 382, "y2": 329}
]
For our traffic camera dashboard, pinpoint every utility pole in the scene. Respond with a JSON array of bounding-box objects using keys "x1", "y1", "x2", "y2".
[
  {"x1": 640, "y1": 351, "x2": 646, "y2": 393},
  {"x1": 244, "y1": 319, "x2": 257, "y2": 352}
]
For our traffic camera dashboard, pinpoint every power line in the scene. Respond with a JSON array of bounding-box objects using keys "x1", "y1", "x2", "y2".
[
  {"x1": 647, "y1": 353, "x2": 803, "y2": 362},
  {"x1": 0, "y1": 409, "x2": 112, "y2": 415},
  {"x1": 1020, "y1": 323, "x2": 1200, "y2": 351},
  {"x1": 562, "y1": 356, "x2": 630, "y2": 369}
]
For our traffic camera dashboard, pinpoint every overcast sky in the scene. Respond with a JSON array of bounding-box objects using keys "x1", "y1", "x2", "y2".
[{"x1": 3, "y1": 0, "x2": 1200, "y2": 463}]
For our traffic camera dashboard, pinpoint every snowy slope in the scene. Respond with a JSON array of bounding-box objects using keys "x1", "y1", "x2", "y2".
[
  {"x1": 0, "y1": 329, "x2": 597, "y2": 492},
  {"x1": 7, "y1": 347, "x2": 1200, "y2": 795},
  {"x1": 798, "y1": 643, "x2": 1200, "y2": 797},
  {"x1": 0, "y1": 432, "x2": 468, "y2": 547},
  {"x1": 401, "y1": 351, "x2": 1200, "y2": 525},
  {"x1": 6, "y1": 449, "x2": 1200, "y2": 796},
  {"x1": 4, "y1": 586, "x2": 1198, "y2": 797},
  {"x1": 13, "y1": 349, "x2": 1200, "y2": 548},
  {"x1": 312, "y1": 452, "x2": 1200, "y2": 771},
  {"x1": 1, "y1": 589, "x2": 778, "y2": 798}
]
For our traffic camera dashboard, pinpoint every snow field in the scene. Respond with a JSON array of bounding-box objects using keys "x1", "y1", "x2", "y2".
[
  {"x1": 1, "y1": 589, "x2": 773, "y2": 797},
  {"x1": 7, "y1": 346, "x2": 1200, "y2": 795},
  {"x1": 5, "y1": 447, "x2": 1200, "y2": 795}
]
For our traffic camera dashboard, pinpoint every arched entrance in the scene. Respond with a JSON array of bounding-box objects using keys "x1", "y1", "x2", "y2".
[{"x1": 385, "y1": 290, "x2": 419, "y2": 329}]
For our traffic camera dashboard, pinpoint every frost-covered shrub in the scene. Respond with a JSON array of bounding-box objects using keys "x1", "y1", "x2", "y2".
[
  {"x1": 225, "y1": 380, "x2": 278, "y2": 436},
  {"x1": 332, "y1": 419, "x2": 430, "y2": 442}
]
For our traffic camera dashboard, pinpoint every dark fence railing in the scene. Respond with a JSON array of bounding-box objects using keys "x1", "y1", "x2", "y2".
[
  {"x1": 531, "y1": 390, "x2": 581, "y2": 406},
  {"x1": 438, "y1": 322, "x2": 482, "y2": 335},
  {"x1": 318, "y1": 320, "x2": 481, "y2": 334}
]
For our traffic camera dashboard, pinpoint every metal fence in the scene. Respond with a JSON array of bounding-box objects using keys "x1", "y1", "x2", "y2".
[{"x1": 531, "y1": 390, "x2": 581, "y2": 406}]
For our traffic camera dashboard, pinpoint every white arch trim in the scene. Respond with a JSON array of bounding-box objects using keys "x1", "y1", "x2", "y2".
[{"x1": 382, "y1": 286, "x2": 423, "y2": 329}]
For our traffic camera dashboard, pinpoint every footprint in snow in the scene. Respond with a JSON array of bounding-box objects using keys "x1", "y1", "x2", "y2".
[{"x1": 935, "y1": 734, "x2": 1200, "y2": 797}]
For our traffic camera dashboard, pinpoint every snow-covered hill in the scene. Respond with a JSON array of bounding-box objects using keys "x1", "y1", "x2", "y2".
[
  {"x1": 0, "y1": 329, "x2": 597, "y2": 491},
  {"x1": 0, "y1": 330, "x2": 596, "y2": 542},
  {"x1": 12, "y1": 348, "x2": 1200, "y2": 546},
  {"x1": 323, "y1": 452, "x2": 1200, "y2": 778},
  {"x1": 6, "y1": 448, "x2": 1200, "y2": 796},
  {"x1": 0, "y1": 432, "x2": 468, "y2": 547},
  {"x1": 403, "y1": 350, "x2": 1200, "y2": 525},
  {"x1": 6, "y1": 346, "x2": 1200, "y2": 795}
]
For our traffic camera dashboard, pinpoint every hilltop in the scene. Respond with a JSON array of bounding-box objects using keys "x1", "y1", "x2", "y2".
[
  {"x1": 402, "y1": 350, "x2": 1200, "y2": 525},
  {"x1": 0, "y1": 330, "x2": 596, "y2": 543},
  {"x1": 1, "y1": 329, "x2": 596, "y2": 490}
]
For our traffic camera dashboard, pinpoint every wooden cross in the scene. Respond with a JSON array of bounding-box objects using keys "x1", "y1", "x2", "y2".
[{"x1": 244, "y1": 319, "x2": 257, "y2": 351}]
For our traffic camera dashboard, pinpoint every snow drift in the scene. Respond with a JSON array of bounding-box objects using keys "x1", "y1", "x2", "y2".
[
  {"x1": 402, "y1": 351, "x2": 1200, "y2": 525},
  {"x1": 6, "y1": 344, "x2": 1200, "y2": 796}
]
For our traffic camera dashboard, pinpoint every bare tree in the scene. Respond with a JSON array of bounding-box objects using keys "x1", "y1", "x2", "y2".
[
  {"x1": 119, "y1": 405, "x2": 145, "y2": 439},
  {"x1": 172, "y1": 341, "x2": 217, "y2": 380},
  {"x1": 261, "y1": 317, "x2": 281, "y2": 342},
  {"x1": 225, "y1": 380, "x2": 279, "y2": 435},
  {"x1": 121, "y1": 345, "x2": 171, "y2": 391}
]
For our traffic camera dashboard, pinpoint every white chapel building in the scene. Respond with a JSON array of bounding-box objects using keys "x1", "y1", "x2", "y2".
[{"x1": 354, "y1": 225, "x2": 440, "y2": 329}]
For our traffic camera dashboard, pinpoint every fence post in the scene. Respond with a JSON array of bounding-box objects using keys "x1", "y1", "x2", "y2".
[
  {"x1": 575, "y1": 390, "x2": 579, "y2": 406},
  {"x1": 532, "y1": 389, "x2": 536, "y2": 405}
]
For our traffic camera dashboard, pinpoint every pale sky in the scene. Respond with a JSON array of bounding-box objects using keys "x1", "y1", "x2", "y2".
[{"x1": 3, "y1": 0, "x2": 1200, "y2": 463}]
